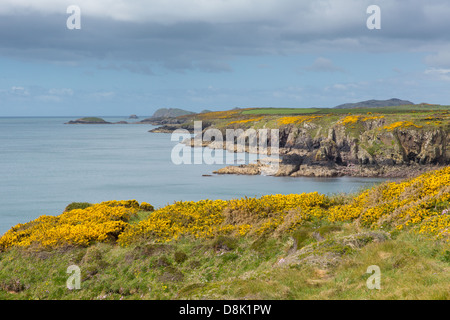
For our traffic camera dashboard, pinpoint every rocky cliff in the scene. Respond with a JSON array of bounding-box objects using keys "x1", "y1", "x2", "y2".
[
  {"x1": 147, "y1": 105, "x2": 449, "y2": 177},
  {"x1": 205, "y1": 118, "x2": 449, "y2": 178}
]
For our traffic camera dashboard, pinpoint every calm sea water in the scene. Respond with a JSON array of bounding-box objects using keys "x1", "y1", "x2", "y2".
[{"x1": 0, "y1": 117, "x2": 388, "y2": 235}]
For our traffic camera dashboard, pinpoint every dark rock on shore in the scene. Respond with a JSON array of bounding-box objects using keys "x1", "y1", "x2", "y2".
[
  {"x1": 214, "y1": 162, "x2": 445, "y2": 178},
  {"x1": 148, "y1": 123, "x2": 201, "y2": 133}
]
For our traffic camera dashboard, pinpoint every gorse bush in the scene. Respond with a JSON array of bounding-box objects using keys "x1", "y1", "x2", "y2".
[
  {"x1": 0, "y1": 167, "x2": 449, "y2": 251},
  {"x1": 328, "y1": 166, "x2": 450, "y2": 239},
  {"x1": 0, "y1": 201, "x2": 140, "y2": 250},
  {"x1": 64, "y1": 202, "x2": 92, "y2": 212}
]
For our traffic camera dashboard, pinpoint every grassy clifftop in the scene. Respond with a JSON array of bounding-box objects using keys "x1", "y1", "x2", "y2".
[
  {"x1": 176, "y1": 104, "x2": 450, "y2": 130},
  {"x1": 0, "y1": 167, "x2": 448, "y2": 299}
]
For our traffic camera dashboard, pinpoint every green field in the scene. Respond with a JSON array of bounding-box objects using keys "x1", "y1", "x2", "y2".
[
  {"x1": 240, "y1": 104, "x2": 450, "y2": 116},
  {"x1": 241, "y1": 108, "x2": 322, "y2": 115}
]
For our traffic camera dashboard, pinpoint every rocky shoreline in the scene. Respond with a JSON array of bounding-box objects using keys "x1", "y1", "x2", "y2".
[
  {"x1": 176, "y1": 118, "x2": 449, "y2": 178},
  {"x1": 213, "y1": 161, "x2": 445, "y2": 178}
]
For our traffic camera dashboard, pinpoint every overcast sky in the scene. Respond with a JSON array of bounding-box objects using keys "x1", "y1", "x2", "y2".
[{"x1": 1, "y1": 0, "x2": 450, "y2": 116}]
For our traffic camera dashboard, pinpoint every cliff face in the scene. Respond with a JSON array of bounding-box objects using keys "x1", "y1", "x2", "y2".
[
  {"x1": 213, "y1": 119, "x2": 449, "y2": 177},
  {"x1": 280, "y1": 120, "x2": 448, "y2": 166}
]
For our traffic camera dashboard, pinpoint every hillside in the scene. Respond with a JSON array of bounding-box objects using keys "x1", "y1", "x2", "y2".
[
  {"x1": 0, "y1": 167, "x2": 448, "y2": 299},
  {"x1": 334, "y1": 98, "x2": 415, "y2": 109},
  {"x1": 151, "y1": 108, "x2": 195, "y2": 118}
]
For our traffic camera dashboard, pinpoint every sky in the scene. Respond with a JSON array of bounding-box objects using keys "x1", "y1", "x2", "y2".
[{"x1": 1, "y1": 0, "x2": 450, "y2": 116}]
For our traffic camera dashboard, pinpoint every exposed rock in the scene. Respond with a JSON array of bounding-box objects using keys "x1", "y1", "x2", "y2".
[
  {"x1": 213, "y1": 164, "x2": 261, "y2": 175},
  {"x1": 290, "y1": 165, "x2": 340, "y2": 177},
  {"x1": 149, "y1": 125, "x2": 183, "y2": 133}
]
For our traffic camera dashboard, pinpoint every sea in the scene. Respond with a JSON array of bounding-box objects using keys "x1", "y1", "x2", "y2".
[{"x1": 0, "y1": 117, "x2": 389, "y2": 235}]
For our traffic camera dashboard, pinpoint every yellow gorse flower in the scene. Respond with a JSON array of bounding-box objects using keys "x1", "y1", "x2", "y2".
[
  {"x1": 0, "y1": 200, "x2": 140, "y2": 249},
  {"x1": 1, "y1": 167, "x2": 449, "y2": 250}
]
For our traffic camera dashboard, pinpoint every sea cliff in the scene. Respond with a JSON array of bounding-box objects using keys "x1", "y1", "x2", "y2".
[{"x1": 152, "y1": 105, "x2": 450, "y2": 178}]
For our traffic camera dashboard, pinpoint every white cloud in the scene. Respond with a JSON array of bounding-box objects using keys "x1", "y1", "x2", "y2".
[
  {"x1": 49, "y1": 88, "x2": 74, "y2": 96},
  {"x1": 424, "y1": 68, "x2": 450, "y2": 81},
  {"x1": 89, "y1": 91, "x2": 115, "y2": 99},
  {"x1": 424, "y1": 46, "x2": 450, "y2": 68},
  {"x1": 10, "y1": 86, "x2": 29, "y2": 96},
  {"x1": 36, "y1": 95, "x2": 62, "y2": 103},
  {"x1": 304, "y1": 57, "x2": 345, "y2": 73}
]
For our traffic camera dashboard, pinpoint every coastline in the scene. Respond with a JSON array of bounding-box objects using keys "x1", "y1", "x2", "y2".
[
  {"x1": 180, "y1": 135, "x2": 448, "y2": 179},
  {"x1": 146, "y1": 105, "x2": 450, "y2": 179}
]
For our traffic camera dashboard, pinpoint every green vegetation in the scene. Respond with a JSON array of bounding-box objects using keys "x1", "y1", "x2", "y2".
[
  {"x1": 64, "y1": 202, "x2": 92, "y2": 212},
  {"x1": 79, "y1": 117, "x2": 108, "y2": 123},
  {"x1": 0, "y1": 220, "x2": 448, "y2": 300},
  {"x1": 1, "y1": 163, "x2": 449, "y2": 300},
  {"x1": 151, "y1": 108, "x2": 195, "y2": 118},
  {"x1": 185, "y1": 104, "x2": 450, "y2": 137},
  {"x1": 239, "y1": 104, "x2": 450, "y2": 116},
  {"x1": 241, "y1": 108, "x2": 322, "y2": 115}
]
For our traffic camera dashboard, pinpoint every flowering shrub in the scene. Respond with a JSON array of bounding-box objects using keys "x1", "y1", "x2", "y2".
[
  {"x1": 418, "y1": 213, "x2": 449, "y2": 239},
  {"x1": 197, "y1": 110, "x2": 240, "y2": 120},
  {"x1": 118, "y1": 192, "x2": 333, "y2": 244},
  {"x1": 227, "y1": 117, "x2": 263, "y2": 125},
  {"x1": 1, "y1": 168, "x2": 449, "y2": 250},
  {"x1": 0, "y1": 201, "x2": 140, "y2": 249},
  {"x1": 277, "y1": 115, "x2": 323, "y2": 126},
  {"x1": 139, "y1": 202, "x2": 154, "y2": 212},
  {"x1": 327, "y1": 166, "x2": 450, "y2": 240},
  {"x1": 381, "y1": 121, "x2": 422, "y2": 131},
  {"x1": 118, "y1": 199, "x2": 228, "y2": 245},
  {"x1": 339, "y1": 115, "x2": 384, "y2": 126}
]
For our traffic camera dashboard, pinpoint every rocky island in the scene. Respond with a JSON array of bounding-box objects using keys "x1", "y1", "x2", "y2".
[
  {"x1": 65, "y1": 117, "x2": 112, "y2": 124},
  {"x1": 65, "y1": 117, "x2": 130, "y2": 124}
]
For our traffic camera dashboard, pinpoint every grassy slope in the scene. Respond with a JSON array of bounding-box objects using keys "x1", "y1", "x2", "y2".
[
  {"x1": 0, "y1": 222, "x2": 448, "y2": 300},
  {"x1": 0, "y1": 166, "x2": 449, "y2": 300},
  {"x1": 241, "y1": 104, "x2": 450, "y2": 115},
  {"x1": 181, "y1": 105, "x2": 450, "y2": 141}
]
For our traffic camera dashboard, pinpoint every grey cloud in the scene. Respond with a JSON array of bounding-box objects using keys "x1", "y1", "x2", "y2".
[
  {"x1": 97, "y1": 63, "x2": 154, "y2": 75},
  {"x1": 195, "y1": 60, "x2": 233, "y2": 73},
  {"x1": 424, "y1": 47, "x2": 450, "y2": 68},
  {"x1": 1, "y1": 1, "x2": 450, "y2": 73},
  {"x1": 303, "y1": 57, "x2": 345, "y2": 73}
]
